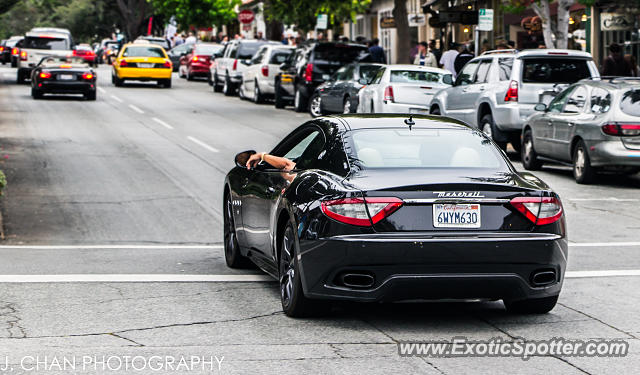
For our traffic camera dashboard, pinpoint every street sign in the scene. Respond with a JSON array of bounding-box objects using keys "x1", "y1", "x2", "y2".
[
  {"x1": 408, "y1": 13, "x2": 426, "y2": 27},
  {"x1": 238, "y1": 9, "x2": 254, "y2": 24},
  {"x1": 316, "y1": 14, "x2": 328, "y2": 29},
  {"x1": 478, "y1": 8, "x2": 493, "y2": 31},
  {"x1": 380, "y1": 17, "x2": 396, "y2": 29},
  {"x1": 601, "y1": 13, "x2": 634, "y2": 31}
]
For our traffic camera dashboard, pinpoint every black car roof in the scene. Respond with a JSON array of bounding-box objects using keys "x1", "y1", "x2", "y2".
[{"x1": 326, "y1": 114, "x2": 473, "y2": 131}]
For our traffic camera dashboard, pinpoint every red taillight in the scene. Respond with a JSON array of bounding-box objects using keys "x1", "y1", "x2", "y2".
[
  {"x1": 82, "y1": 72, "x2": 94, "y2": 80},
  {"x1": 384, "y1": 86, "x2": 394, "y2": 102},
  {"x1": 261, "y1": 65, "x2": 268, "y2": 77},
  {"x1": 20, "y1": 50, "x2": 27, "y2": 61},
  {"x1": 119, "y1": 60, "x2": 128, "y2": 67},
  {"x1": 0, "y1": 47, "x2": 4, "y2": 52},
  {"x1": 321, "y1": 197, "x2": 403, "y2": 227},
  {"x1": 163, "y1": 60, "x2": 172, "y2": 69},
  {"x1": 510, "y1": 196, "x2": 563, "y2": 226},
  {"x1": 504, "y1": 80, "x2": 518, "y2": 102},
  {"x1": 192, "y1": 55, "x2": 199, "y2": 62},
  {"x1": 232, "y1": 59, "x2": 238, "y2": 70},
  {"x1": 304, "y1": 63, "x2": 313, "y2": 82},
  {"x1": 602, "y1": 123, "x2": 640, "y2": 137},
  {"x1": 39, "y1": 71, "x2": 51, "y2": 79},
  {"x1": 11, "y1": 48, "x2": 18, "y2": 56}
]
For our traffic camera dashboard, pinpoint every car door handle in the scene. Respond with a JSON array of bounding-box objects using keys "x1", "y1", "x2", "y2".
[
  {"x1": 461, "y1": 88, "x2": 469, "y2": 93},
  {"x1": 568, "y1": 122, "x2": 574, "y2": 127}
]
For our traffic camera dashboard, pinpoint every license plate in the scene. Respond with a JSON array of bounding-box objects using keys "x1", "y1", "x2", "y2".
[
  {"x1": 138, "y1": 63, "x2": 153, "y2": 68},
  {"x1": 58, "y1": 74, "x2": 74, "y2": 80},
  {"x1": 433, "y1": 204, "x2": 481, "y2": 228}
]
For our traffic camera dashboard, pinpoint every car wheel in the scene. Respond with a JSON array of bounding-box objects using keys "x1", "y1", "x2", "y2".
[
  {"x1": 223, "y1": 193, "x2": 252, "y2": 269},
  {"x1": 16, "y1": 70, "x2": 25, "y2": 84},
  {"x1": 293, "y1": 88, "x2": 306, "y2": 113},
  {"x1": 521, "y1": 130, "x2": 543, "y2": 170},
  {"x1": 223, "y1": 75, "x2": 234, "y2": 96},
  {"x1": 343, "y1": 97, "x2": 354, "y2": 114},
  {"x1": 274, "y1": 80, "x2": 285, "y2": 109},
  {"x1": 31, "y1": 87, "x2": 43, "y2": 99},
  {"x1": 504, "y1": 295, "x2": 558, "y2": 314},
  {"x1": 573, "y1": 140, "x2": 596, "y2": 184},
  {"x1": 254, "y1": 81, "x2": 264, "y2": 104},
  {"x1": 114, "y1": 75, "x2": 123, "y2": 87},
  {"x1": 238, "y1": 83, "x2": 246, "y2": 100},
  {"x1": 309, "y1": 93, "x2": 323, "y2": 117},
  {"x1": 84, "y1": 90, "x2": 96, "y2": 101},
  {"x1": 213, "y1": 73, "x2": 222, "y2": 93},
  {"x1": 481, "y1": 114, "x2": 507, "y2": 151},
  {"x1": 279, "y1": 223, "x2": 326, "y2": 317}
]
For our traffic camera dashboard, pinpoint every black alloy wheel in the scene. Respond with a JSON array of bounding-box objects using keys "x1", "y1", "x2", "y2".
[
  {"x1": 521, "y1": 130, "x2": 543, "y2": 170},
  {"x1": 223, "y1": 193, "x2": 251, "y2": 268}
]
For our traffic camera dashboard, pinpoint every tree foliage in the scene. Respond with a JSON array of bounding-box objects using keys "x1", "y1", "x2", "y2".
[
  {"x1": 148, "y1": 0, "x2": 239, "y2": 29},
  {"x1": 266, "y1": 0, "x2": 371, "y2": 32}
]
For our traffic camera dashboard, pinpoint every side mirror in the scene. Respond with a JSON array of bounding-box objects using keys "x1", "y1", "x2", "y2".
[
  {"x1": 235, "y1": 150, "x2": 256, "y2": 168},
  {"x1": 534, "y1": 103, "x2": 547, "y2": 112},
  {"x1": 443, "y1": 74, "x2": 453, "y2": 85}
]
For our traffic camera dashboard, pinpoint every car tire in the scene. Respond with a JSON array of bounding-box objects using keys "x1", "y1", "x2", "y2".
[
  {"x1": 521, "y1": 130, "x2": 543, "y2": 170},
  {"x1": 293, "y1": 88, "x2": 307, "y2": 113},
  {"x1": 573, "y1": 140, "x2": 596, "y2": 184},
  {"x1": 114, "y1": 75, "x2": 124, "y2": 87},
  {"x1": 274, "y1": 80, "x2": 285, "y2": 109},
  {"x1": 223, "y1": 193, "x2": 253, "y2": 269},
  {"x1": 343, "y1": 96, "x2": 354, "y2": 114},
  {"x1": 213, "y1": 73, "x2": 222, "y2": 93},
  {"x1": 31, "y1": 87, "x2": 43, "y2": 99},
  {"x1": 309, "y1": 93, "x2": 323, "y2": 117},
  {"x1": 16, "y1": 70, "x2": 25, "y2": 84},
  {"x1": 504, "y1": 295, "x2": 558, "y2": 314},
  {"x1": 223, "y1": 75, "x2": 234, "y2": 96},
  {"x1": 481, "y1": 114, "x2": 507, "y2": 151},
  {"x1": 84, "y1": 90, "x2": 96, "y2": 101},
  {"x1": 254, "y1": 81, "x2": 264, "y2": 104},
  {"x1": 279, "y1": 223, "x2": 327, "y2": 317}
]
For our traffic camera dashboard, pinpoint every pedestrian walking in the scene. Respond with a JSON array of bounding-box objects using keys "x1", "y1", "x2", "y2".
[
  {"x1": 413, "y1": 41, "x2": 437, "y2": 67},
  {"x1": 440, "y1": 43, "x2": 460, "y2": 76},
  {"x1": 602, "y1": 43, "x2": 632, "y2": 76},
  {"x1": 368, "y1": 38, "x2": 386, "y2": 64},
  {"x1": 428, "y1": 39, "x2": 442, "y2": 66},
  {"x1": 185, "y1": 32, "x2": 197, "y2": 44}
]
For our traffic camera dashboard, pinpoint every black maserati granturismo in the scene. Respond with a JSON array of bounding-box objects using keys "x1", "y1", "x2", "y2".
[{"x1": 224, "y1": 114, "x2": 567, "y2": 317}]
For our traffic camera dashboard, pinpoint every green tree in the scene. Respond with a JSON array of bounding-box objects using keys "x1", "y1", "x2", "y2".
[
  {"x1": 148, "y1": 0, "x2": 239, "y2": 29},
  {"x1": 265, "y1": 0, "x2": 371, "y2": 33}
]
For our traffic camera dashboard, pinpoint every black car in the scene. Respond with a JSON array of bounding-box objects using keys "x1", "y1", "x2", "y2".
[
  {"x1": 31, "y1": 57, "x2": 97, "y2": 100},
  {"x1": 308, "y1": 63, "x2": 383, "y2": 117},
  {"x1": 275, "y1": 42, "x2": 370, "y2": 112},
  {"x1": 5, "y1": 36, "x2": 23, "y2": 67},
  {"x1": 225, "y1": 114, "x2": 567, "y2": 317}
]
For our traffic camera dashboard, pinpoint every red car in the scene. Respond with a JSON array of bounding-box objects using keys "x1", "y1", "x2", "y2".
[
  {"x1": 73, "y1": 44, "x2": 96, "y2": 67},
  {"x1": 179, "y1": 43, "x2": 223, "y2": 81}
]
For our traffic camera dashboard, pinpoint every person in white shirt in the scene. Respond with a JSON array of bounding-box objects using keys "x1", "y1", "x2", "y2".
[
  {"x1": 185, "y1": 32, "x2": 197, "y2": 44},
  {"x1": 440, "y1": 43, "x2": 460, "y2": 77}
]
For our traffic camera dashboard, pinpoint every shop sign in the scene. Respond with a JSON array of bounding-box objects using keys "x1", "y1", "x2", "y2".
[
  {"x1": 380, "y1": 17, "x2": 396, "y2": 28},
  {"x1": 408, "y1": 13, "x2": 426, "y2": 27},
  {"x1": 601, "y1": 13, "x2": 634, "y2": 31}
]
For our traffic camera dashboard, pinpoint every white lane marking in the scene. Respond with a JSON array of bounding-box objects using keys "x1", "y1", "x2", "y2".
[
  {"x1": 0, "y1": 245, "x2": 222, "y2": 250},
  {"x1": 97, "y1": 87, "x2": 106, "y2": 94},
  {"x1": 187, "y1": 136, "x2": 219, "y2": 153},
  {"x1": 569, "y1": 198, "x2": 639, "y2": 202},
  {"x1": 152, "y1": 117, "x2": 174, "y2": 130},
  {"x1": 110, "y1": 95, "x2": 123, "y2": 103},
  {"x1": 129, "y1": 104, "x2": 144, "y2": 114},
  {"x1": 565, "y1": 270, "x2": 640, "y2": 278},
  {"x1": 569, "y1": 242, "x2": 640, "y2": 247},
  {"x1": 0, "y1": 274, "x2": 273, "y2": 283}
]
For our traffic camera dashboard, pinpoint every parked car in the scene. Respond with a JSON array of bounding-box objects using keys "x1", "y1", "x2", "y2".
[
  {"x1": 225, "y1": 114, "x2": 566, "y2": 317},
  {"x1": 357, "y1": 65, "x2": 452, "y2": 115},
  {"x1": 1, "y1": 36, "x2": 22, "y2": 64},
  {"x1": 73, "y1": 44, "x2": 97, "y2": 67},
  {"x1": 167, "y1": 43, "x2": 195, "y2": 72},
  {"x1": 96, "y1": 39, "x2": 120, "y2": 65},
  {"x1": 212, "y1": 39, "x2": 280, "y2": 96},
  {"x1": 112, "y1": 42, "x2": 172, "y2": 88},
  {"x1": 17, "y1": 29, "x2": 73, "y2": 84},
  {"x1": 308, "y1": 62, "x2": 383, "y2": 116},
  {"x1": 429, "y1": 49, "x2": 600, "y2": 151},
  {"x1": 135, "y1": 36, "x2": 170, "y2": 51},
  {"x1": 179, "y1": 43, "x2": 223, "y2": 80},
  {"x1": 6, "y1": 36, "x2": 24, "y2": 67},
  {"x1": 522, "y1": 77, "x2": 640, "y2": 183},
  {"x1": 239, "y1": 44, "x2": 294, "y2": 103},
  {"x1": 31, "y1": 56, "x2": 96, "y2": 100},
  {"x1": 274, "y1": 42, "x2": 370, "y2": 111}
]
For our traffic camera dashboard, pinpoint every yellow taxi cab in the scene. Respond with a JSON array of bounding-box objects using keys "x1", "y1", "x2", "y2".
[{"x1": 112, "y1": 41, "x2": 172, "y2": 88}]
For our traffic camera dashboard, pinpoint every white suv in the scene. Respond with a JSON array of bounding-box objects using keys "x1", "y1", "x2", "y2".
[
  {"x1": 17, "y1": 29, "x2": 73, "y2": 84},
  {"x1": 429, "y1": 49, "x2": 600, "y2": 150}
]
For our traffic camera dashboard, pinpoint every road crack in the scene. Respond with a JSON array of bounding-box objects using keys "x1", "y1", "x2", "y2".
[{"x1": 0, "y1": 302, "x2": 26, "y2": 338}]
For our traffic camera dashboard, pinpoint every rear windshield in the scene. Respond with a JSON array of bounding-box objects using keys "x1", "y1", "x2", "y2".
[
  {"x1": 522, "y1": 58, "x2": 591, "y2": 83},
  {"x1": 349, "y1": 128, "x2": 507, "y2": 169},
  {"x1": 390, "y1": 70, "x2": 443, "y2": 83},
  {"x1": 269, "y1": 50, "x2": 293, "y2": 64},
  {"x1": 195, "y1": 45, "x2": 222, "y2": 56},
  {"x1": 620, "y1": 89, "x2": 640, "y2": 116},
  {"x1": 237, "y1": 42, "x2": 263, "y2": 59},
  {"x1": 313, "y1": 45, "x2": 368, "y2": 64},
  {"x1": 123, "y1": 46, "x2": 165, "y2": 58},
  {"x1": 360, "y1": 65, "x2": 382, "y2": 82},
  {"x1": 23, "y1": 36, "x2": 68, "y2": 50}
]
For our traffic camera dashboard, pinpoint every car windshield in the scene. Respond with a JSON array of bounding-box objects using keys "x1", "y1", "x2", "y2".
[
  {"x1": 123, "y1": 46, "x2": 165, "y2": 57},
  {"x1": 195, "y1": 45, "x2": 222, "y2": 55},
  {"x1": 237, "y1": 42, "x2": 262, "y2": 59},
  {"x1": 522, "y1": 58, "x2": 591, "y2": 84},
  {"x1": 360, "y1": 65, "x2": 382, "y2": 82},
  {"x1": 269, "y1": 50, "x2": 292, "y2": 64},
  {"x1": 620, "y1": 89, "x2": 640, "y2": 117},
  {"x1": 23, "y1": 36, "x2": 68, "y2": 50},
  {"x1": 348, "y1": 128, "x2": 507, "y2": 169},
  {"x1": 390, "y1": 70, "x2": 443, "y2": 83}
]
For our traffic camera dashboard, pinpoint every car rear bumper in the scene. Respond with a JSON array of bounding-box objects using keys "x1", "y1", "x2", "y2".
[
  {"x1": 382, "y1": 102, "x2": 431, "y2": 114},
  {"x1": 38, "y1": 81, "x2": 95, "y2": 94},
  {"x1": 116, "y1": 68, "x2": 172, "y2": 80},
  {"x1": 299, "y1": 232, "x2": 567, "y2": 302},
  {"x1": 493, "y1": 103, "x2": 535, "y2": 132},
  {"x1": 588, "y1": 139, "x2": 640, "y2": 167},
  {"x1": 189, "y1": 64, "x2": 210, "y2": 75}
]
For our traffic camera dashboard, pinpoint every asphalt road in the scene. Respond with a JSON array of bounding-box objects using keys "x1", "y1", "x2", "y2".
[{"x1": 0, "y1": 65, "x2": 638, "y2": 374}]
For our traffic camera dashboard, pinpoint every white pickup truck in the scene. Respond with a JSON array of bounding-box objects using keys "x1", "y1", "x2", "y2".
[{"x1": 17, "y1": 28, "x2": 74, "y2": 84}]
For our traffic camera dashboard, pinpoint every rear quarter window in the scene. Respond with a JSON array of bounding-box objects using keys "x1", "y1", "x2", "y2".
[
  {"x1": 522, "y1": 58, "x2": 591, "y2": 84},
  {"x1": 620, "y1": 89, "x2": 640, "y2": 116},
  {"x1": 498, "y1": 58, "x2": 513, "y2": 81}
]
